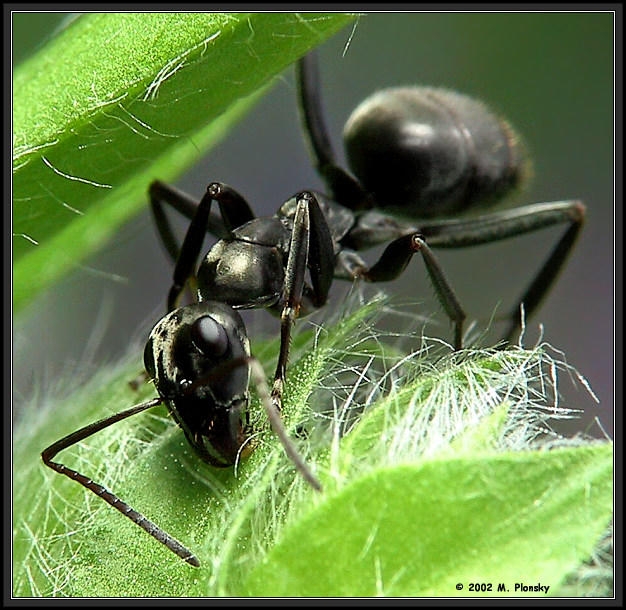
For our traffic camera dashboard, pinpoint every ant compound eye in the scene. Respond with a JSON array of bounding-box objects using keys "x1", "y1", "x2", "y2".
[{"x1": 190, "y1": 315, "x2": 230, "y2": 358}]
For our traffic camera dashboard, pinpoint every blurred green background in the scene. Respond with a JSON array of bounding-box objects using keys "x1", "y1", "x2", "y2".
[{"x1": 13, "y1": 12, "x2": 614, "y2": 436}]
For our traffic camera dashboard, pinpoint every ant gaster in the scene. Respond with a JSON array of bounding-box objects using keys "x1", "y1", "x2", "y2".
[{"x1": 42, "y1": 51, "x2": 584, "y2": 567}]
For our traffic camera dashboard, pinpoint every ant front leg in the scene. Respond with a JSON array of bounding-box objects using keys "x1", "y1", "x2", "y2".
[
  {"x1": 272, "y1": 191, "x2": 335, "y2": 409},
  {"x1": 246, "y1": 357, "x2": 322, "y2": 491},
  {"x1": 153, "y1": 182, "x2": 256, "y2": 312},
  {"x1": 149, "y1": 180, "x2": 230, "y2": 263}
]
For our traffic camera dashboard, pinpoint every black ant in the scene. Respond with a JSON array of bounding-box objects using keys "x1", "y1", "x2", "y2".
[{"x1": 42, "y1": 51, "x2": 584, "y2": 567}]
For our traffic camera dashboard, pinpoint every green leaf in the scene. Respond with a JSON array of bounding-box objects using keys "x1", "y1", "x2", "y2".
[
  {"x1": 13, "y1": 298, "x2": 612, "y2": 597},
  {"x1": 12, "y1": 12, "x2": 355, "y2": 313},
  {"x1": 243, "y1": 447, "x2": 613, "y2": 597},
  {"x1": 241, "y1": 336, "x2": 613, "y2": 597}
]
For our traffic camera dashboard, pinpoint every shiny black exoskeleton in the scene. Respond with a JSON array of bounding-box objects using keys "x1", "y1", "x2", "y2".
[
  {"x1": 342, "y1": 86, "x2": 526, "y2": 217},
  {"x1": 149, "y1": 53, "x2": 583, "y2": 361},
  {"x1": 143, "y1": 301, "x2": 252, "y2": 467},
  {"x1": 42, "y1": 49, "x2": 585, "y2": 568}
]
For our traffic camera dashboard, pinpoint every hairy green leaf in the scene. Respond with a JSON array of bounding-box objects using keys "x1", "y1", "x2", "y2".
[
  {"x1": 13, "y1": 298, "x2": 612, "y2": 597},
  {"x1": 244, "y1": 446, "x2": 612, "y2": 597}
]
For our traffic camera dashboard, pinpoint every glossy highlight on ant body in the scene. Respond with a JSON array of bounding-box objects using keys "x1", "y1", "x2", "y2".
[{"x1": 42, "y1": 50, "x2": 584, "y2": 567}]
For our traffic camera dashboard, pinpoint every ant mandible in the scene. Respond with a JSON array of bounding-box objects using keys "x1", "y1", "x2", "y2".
[{"x1": 42, "y1": 50, "x2": 584, "y2": 567}]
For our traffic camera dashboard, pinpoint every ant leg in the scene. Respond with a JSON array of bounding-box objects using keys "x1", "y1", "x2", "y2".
[
  {"x1": 247, "y1": 357, "x2": 323, "y2": 491},
  {"x1": 420, "y1": 200, "x2": 585, "y2": 342},
  {"x1": 359, "y1": 234, "x2": 467, "y2": 350},
  {"x1": 272, "y1": 192, "x2": 334, "y2": 407},
  {"x1": 149, "y1": 180, "x2": 256, "y2": 264},
  {"x1": 149, "y1": 180, "x2": 229, "y2": 263},
  {"x1": 305, "y1": 190, "x2": 336, "y2": 307},
  {"x1": 272, "y1": 193, "x2": 310, "y2": 407},
  {"x1": 164, "y1": 182, "x2": 256, "y2": 311},
  {"x1": 205, "y1": 181, "x2": 256, "y2": 233},
  {"x1": 297, "y1": 53, "x2": 372, "y2": 210},
  {"x1": 166, "y1": 186, "x2": 215, "y2": 311},
  {"x1": 41, "y1": 398, "x2": 201, "y2": 567}
]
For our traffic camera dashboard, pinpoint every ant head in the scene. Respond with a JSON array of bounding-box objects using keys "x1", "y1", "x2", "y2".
[
  {"x1": 144, "y1": 301, "x2": 251, "y2": 408},
  {"x1": 144, "y1": 301, "x2": 252, "y2": 466}
]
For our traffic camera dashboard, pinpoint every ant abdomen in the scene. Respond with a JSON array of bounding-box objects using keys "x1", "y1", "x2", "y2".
[{"x1": 343, "y1": 87, "x2": 530, "y2": 219}]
